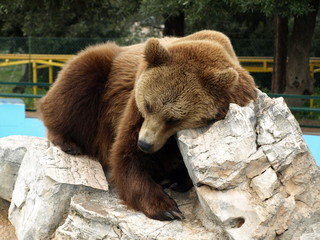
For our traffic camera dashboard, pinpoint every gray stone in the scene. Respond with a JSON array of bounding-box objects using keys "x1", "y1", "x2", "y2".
[
  {"x1": 0, "y1": 198, "x2": 17, "y2": 240},
  {"x1": 177, "y1": 90, "x2": 320, "y2": 240},
  {"x1": 177, "y1": 102, "x2": 257, "y2": 190},
  {"x1": 54, "y1": 190, "x2": 229, "y2": 240},
  {"x1": 0, "y1": 135, "x2": 36, "y2": 201},
  {"x1": 196, "y1": 185, "x2": 260, "y2": 240},
  {"x1": 300, "y1": 222, "x2": 320, "y2": 240},
  {"x1": 8, "y1": 137, "x2": 108, "y2": 240},
  {"x1": 1, "y1": 136, "x2": 229, "y2": 240},
  {"x1": 250, "y1": 167, "x2": 279, "y2": 200}
]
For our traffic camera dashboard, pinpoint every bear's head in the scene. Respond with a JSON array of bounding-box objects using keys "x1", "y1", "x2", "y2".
[{"x1": 135, "y1": 38, "x2": 255, "y2": 153}]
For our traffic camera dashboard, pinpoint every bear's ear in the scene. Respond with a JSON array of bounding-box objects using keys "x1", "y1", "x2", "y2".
[
  {"x1": 204, "y1": 67, "x2": 239, "y2": 93},
  {"x1": 144, "y1": 38, "x2": 170, "y2": 66}
]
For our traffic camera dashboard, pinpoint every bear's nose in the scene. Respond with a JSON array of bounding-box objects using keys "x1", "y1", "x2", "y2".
[{"x1": 137, "y1": 140, "x2": 153, "y2": 153}]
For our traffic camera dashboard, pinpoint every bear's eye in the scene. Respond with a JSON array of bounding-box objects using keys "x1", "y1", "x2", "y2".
[
  {"x1": 165, "y1": 118, "x2": 180, "y2": 125},
  {"x1": 145, "y1": 102, "x2": 152, "y2": 113}
]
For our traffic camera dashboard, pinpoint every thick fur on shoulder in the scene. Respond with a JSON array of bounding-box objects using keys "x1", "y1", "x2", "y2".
[{"x1": 40, "y1": 42, "x2": 122, "y2": 157}]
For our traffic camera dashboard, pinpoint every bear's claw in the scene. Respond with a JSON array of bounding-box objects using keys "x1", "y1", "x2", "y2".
[
  {"x1": 164, "y1": 210, "x2": 185, "y2": 220},
  {"x1": 150, "y1": 208, "x2": 184, "y2": 221}
]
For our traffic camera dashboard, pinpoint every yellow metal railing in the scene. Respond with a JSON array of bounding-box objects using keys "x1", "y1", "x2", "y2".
[
  {"x1": 0, "y1": 54, "x2": 73, "y2": 95},
  {"x1": 239, "y1": 57, "x2": 274, "y2": 73},
  {"x1": 1, "y1": 54, "x2": 320, "y2": 96},
  {"x1": 239, "y1": 57, "x2": 320, "y2": 77}
]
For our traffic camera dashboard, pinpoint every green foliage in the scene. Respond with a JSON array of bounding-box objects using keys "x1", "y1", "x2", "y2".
[
  {"x1": 0, "y1": 0, "x2": 141, "y2": 38},
  {"x1": 139, "y1": 0, "x2": 190, "y2": 17},
  {"x1": 1, "y1": 0, "x2": 317, "y2": 42},
  {"x1": 1, "y1": 0, "x2": 318, "y2": 41},
  {"x1": 0, "y1": 65, "x2": 23, "y2": 91},
  {"x1": 138, "y1": 0, "x2": 275, "y2": 40},
  {"x1": 224, "y1": 0, "x2": 314, "y2": 17}
]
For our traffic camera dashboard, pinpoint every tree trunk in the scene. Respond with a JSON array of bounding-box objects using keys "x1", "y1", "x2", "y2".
[
  {"x1": 285, "y1": 0, "x2": 320, "y2": 99},
  {"x1": 272, "y1": 16, "x2": 288, "y2": 93},
  {"x1": 163, "y1": 12, "x2": 185, "y2": 37}
]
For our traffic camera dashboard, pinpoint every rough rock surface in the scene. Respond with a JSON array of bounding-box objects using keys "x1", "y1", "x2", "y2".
[
  {"x1": 53, "y1": 190, "x2": 229, "y2": 240},
  {"x1": 177, "y1": 90, "x2": 320, "y2": 240},
  {"x1": 0, "y1": 136, "x2": 228, "y2": 240},
  {"x1": 0, "y1": 135, "x2": 35, "y2": 202},
  {"x1": 0, "y1": 90, "x2": 319, "y2": 240},
  {"x1": 0, "y1": 136, "x2": 108, "y2": 240},
  {"x1": 0, "y1": 198, "x2": 17, "y2": 240}
]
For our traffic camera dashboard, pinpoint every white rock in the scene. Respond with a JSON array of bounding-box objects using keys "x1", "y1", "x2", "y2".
[
  {"x1": 196, "y1": 185, "x2": 261, "y2": 240},
  {"x1": 256, "y1": 96, "x2": 307, "y2": 171},
  {"x1": 2, "y1": 136, "x2": 230, "y2": 240},
  {"x1": 8, "y1": 137, "x2": 108, "y2": 240},
  {"x1": 244, "y1": 148, "x2": 270, "y2": 179},
  {"x1": 250, "y1": 168, "x2": 279, "y2": 200},
  {"x1": 177, "y1": 90, "x2": 320, "y2": 239},
  {"x1": 0, "y1": 136, "x2": 37, "y2": 201},
  {"x1": 54, "y1": 190, "x2": 229, "y2": 240},
  {"x1": 177, "y1": 103, "x2": 257, "y2": 189},
  {"x1": 300, "y1": 222, "x2": 320, "y2": 240}
]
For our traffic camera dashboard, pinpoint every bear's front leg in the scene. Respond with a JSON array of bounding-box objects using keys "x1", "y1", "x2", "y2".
[{"x1": 109, "y1": 94, "x2": 184, "y2": 221}]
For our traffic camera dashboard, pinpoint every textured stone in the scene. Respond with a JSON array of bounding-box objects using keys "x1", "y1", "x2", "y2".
[
  {"x1": 54, "y1": 190, "x2": 230, "y2": 240},
  {"x1": 7, "y1": 137, "x2": 108, "y2": 240},
  {"x1": 177, "y1": 90, "x2": 320, "y2": 240},
  {"x1": 196, "y1": 186, "x2": 260, "y2": 240},
  {"x1": 0, "y1": 136, "x2": 35, "y2": 201},
  {"x1": 244, "y1": 148, "x2": 270, "y2": 179},
  {"x1": 1, "y1": 136, "x2": 229, "y2": 240},
  {"x1": 0, "y1": 198, "x2": 17, "y2": 240},
  {"x1": 177, "y1": 102, "x2": 257, "y2": 190},
  {"x1": 300, "y1": 222, "x2": 320, "y2": 240},
  {"x1": 250, "y1": 167, "x2": 279, "y2": 200}
]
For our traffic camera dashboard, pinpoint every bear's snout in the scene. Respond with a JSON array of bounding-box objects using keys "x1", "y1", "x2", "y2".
[
  {"x1": 137, "y1": 140, "x2": 154, "y2": 153},
  {"x1": 138, "y1": 117, "x2": 175, "y2": 153}
]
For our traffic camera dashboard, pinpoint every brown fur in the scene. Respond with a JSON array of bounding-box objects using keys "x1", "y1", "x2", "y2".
[{"x1": 39, "y1": 30, "x2": 257, "y2": 221}]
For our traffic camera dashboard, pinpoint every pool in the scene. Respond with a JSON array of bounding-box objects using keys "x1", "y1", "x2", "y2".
[
  {"x1": 0, "y1": 98, "x2": 46, "y2": 138},
  {"x1": 303, "y1": 135, "x2": 320, "y2": 165}
]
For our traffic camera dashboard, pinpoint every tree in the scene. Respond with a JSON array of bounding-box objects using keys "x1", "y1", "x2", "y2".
[
  {"x1": 138, "y1": 0, "x2": 189, "y2": 36},
  {"x1": 225, "y1": 0, "x2": 320, "y2": 97},
  {"x1": 285, "y1": 0, "x2": 319, "y2": 96},
  {"x1": 272, "y1": 16, "x2": 288, "y2": 93},
  {"x1": 0, "y1": 0, "x2": 141, "y2": 38},
  {"x1": 138, "y1": 0, "x2": 272, "y2": 40},
  {"x1": 163, "y1": 11, "x2": 184, "y2": 36},
  {"x1": 0, "y1": 0, "x2": 142, "y2": 91}
]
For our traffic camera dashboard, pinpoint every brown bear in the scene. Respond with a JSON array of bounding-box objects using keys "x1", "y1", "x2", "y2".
[{"x1": 39, "y1": 30, "x2": 257, "y2": 221}]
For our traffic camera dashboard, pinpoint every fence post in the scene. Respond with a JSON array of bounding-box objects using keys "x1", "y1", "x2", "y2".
[
  {"x1": 32, "y1": 61, "x2": 38, "y2": 95},
  {"x1": 49, "y1": 59, "x2": 53, "y2": 84}
]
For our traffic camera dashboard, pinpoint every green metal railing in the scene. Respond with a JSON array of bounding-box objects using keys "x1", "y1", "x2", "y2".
[
  {"x1": 0, "y1": 82, "x2": 50, "y2": 99},
  {"x1": 1, "y1": 83, "x2": 319, "y2": 128}
]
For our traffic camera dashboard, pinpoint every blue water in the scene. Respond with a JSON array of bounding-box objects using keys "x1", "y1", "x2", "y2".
[
  {"x1": 0, "y1": 98, "x2": 46, "y2": 138},
  {"x1": 303, "y1": 135, "x2": 320, "y2": 165},
  {"x1": 0, "y1": 98, "x2": 319, "y2": 165}
]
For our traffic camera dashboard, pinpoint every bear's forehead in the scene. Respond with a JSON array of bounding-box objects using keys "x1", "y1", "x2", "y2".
[
  {"x1": 141, "y1": 84, "x2": 205, "y2": 110},
  {"x1": 139, "y1": 74, "x2": 202, "y2": 99},
  {"x1": 140, "y1": 66, "x2": 201, "y2": 85}
]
